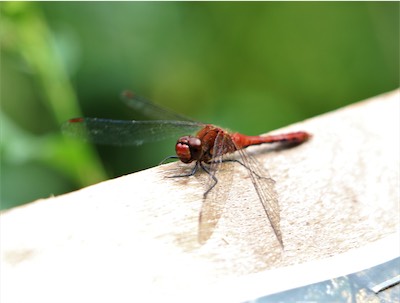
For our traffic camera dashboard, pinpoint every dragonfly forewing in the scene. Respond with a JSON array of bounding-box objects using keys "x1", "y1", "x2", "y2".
[
  {"x1": 62, "y1": 118, "x2": 203, "y2": 146},
  {"x1": 198, "y1": 132, "x2": 234, "y2": 244}
]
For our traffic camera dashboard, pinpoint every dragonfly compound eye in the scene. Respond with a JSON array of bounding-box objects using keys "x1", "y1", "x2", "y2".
[{"x1": 176, "y1": 136, "x2": 202, "y2": 163}]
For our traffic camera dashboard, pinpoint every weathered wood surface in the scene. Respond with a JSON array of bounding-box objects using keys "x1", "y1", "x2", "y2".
[{"x1": 1, "y1": 89, "x2": 399, "y2": 303}]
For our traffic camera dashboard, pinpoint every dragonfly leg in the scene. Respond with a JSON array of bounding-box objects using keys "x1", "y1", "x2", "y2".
[
  {"x1": 212, "y1": 158, "x2": 267, "y2": 179},
  {"x1": 167, "y1": 161, "x2": 200, "y2": 178},
  {"x1": 200, "y1": 162, "x2": 218, "y2": 198},
  {"x1": 159, "y1": 155, "x2": 179, "y2": 165}
]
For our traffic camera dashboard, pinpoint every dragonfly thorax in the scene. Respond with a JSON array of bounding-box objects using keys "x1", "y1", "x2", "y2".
[{"x1": 176, "y1": 136, "x2": 203, "y2": 163}]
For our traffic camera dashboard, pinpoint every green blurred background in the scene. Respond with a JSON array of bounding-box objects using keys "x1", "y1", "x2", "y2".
[{"x1": 1, "y1": 2, "x2": 399, "y2": 209}]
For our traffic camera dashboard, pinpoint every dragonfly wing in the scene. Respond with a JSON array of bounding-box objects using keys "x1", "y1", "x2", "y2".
[
  {"x1": 121, "y1": 91, "x2": 195, "y2": 122},
  {"x1": 198, "y1": 132, "x2": 234, "y2": 244},
  {"x1": 236, "y1": 148, "x2": 283, "y2": 247},
  {"x1": 62, "y1": 118, "x2": 202, "y2": 146}
]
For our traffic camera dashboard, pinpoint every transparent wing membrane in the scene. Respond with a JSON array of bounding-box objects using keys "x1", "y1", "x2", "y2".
[
  {"x1": 198, "y1": 132, "x2": 231, "y2": 243},
  {"x1": 236, "y1": 148, "x2": 282, "y2": 247},
  {"x1": 62, "y1": 118, "x2": 202, "y2": 146},
  {"x1": 121, "y1": 91, "x2": 194, "y2": 121}
]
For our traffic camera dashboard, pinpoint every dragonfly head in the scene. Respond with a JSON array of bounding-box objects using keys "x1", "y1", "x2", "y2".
[{"x1": 176, "y1": 136, "x2": 202, "y2": 163}]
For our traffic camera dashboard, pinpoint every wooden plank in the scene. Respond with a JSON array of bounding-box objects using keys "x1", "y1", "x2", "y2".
[{"x1": 1, "y1": 89, "x2": 399, "y2": 303}]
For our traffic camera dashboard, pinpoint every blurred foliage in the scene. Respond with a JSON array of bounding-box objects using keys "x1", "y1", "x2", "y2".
[{"x1": 1, "y1": 2, "x2": 399, "y2": 209}]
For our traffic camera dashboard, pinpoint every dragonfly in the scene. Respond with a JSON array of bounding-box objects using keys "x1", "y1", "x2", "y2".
[{"x1": 62, "y1": 91, "x2": 311, "y2": 246}]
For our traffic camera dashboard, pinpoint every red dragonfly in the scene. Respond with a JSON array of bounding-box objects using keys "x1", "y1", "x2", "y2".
[{"x1": 62, "y1": 91, "x2": 310, "y2": 246}]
